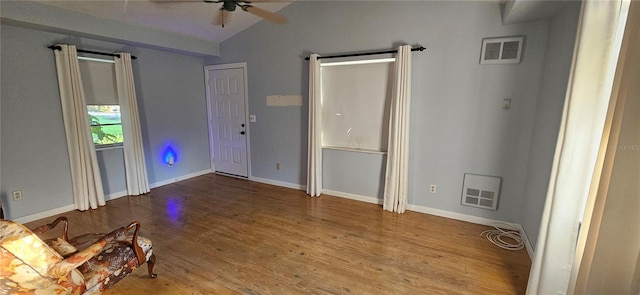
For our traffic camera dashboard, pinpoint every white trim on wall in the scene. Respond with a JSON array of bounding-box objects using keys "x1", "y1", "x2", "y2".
[
  {"x1": 407, "y1": 203, "x2": 533, "y2": 259},
  {"x1": 246, "y1": 177, "x2": 534, "y2": 259},
  {"x1": 322, "y1": 189, "x2": 383, "y2": 205},
  {"x1": 13, "y1": 170, "x2": 533, "y2": 260},
  {"x1": 149, "y1": 169, "x2": 213, "y2": 189},
  {"x1": 406, "y1": 204, "x2": 507, "y2": 228},
  {"x1": 104, "y1": 190, "x2": 128, "y2": 201},
  {"x1": 249, "y1": 176, "x2": 306, "y2": 190},
  {"x1": 320, "y1": 187, "x2": 534, "y2": 260},
  {"x1": 13, "y1": 204, "x2": 75, "y2": 224},
  {"x1": 10, "y1": 169, "x2": 213, "y2": 224},
  {"x1": 514, "y1": 223, "x2": 535, "y2": 259}
]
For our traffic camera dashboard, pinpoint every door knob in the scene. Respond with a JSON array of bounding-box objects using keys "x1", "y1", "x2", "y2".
[
  {"x1": 241, "y1": 123, "x2": 245, "y2": 127},
  {"x1": 240, "y1": 131, "x2": 245, "y2": 135}
]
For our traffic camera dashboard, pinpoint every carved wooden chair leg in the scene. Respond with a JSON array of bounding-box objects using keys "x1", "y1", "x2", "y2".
[{"x1": 147, "y1": 254, "x2": 158, "y2": 278}]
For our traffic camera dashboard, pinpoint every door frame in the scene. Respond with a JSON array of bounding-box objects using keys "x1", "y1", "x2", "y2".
[{"x1": 204, "y1": 62, "x2": 252, "y2": 178}]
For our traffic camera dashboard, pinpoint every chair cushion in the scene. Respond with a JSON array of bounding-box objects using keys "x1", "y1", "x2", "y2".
[
  {"x1": 46, "y1": 237, "x2": 78, "y2": 257},
  {"x1": 68, "y1": 233, "x2": 153, "y2": 292},
  {"x1": 0, "y1": 220, "x2": 86, "y2": 294},
  {"x1": 0, "y1": 221, "x2": 62, "y2": 275}
]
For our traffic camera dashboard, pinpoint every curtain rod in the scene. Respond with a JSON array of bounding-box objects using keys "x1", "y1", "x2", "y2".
[
  {"x1": 304, "y1": 46, "x2": 425, "y2": 61},
  {"x1": 47, "y1": 45, "x2": 137, "y2": 60}
]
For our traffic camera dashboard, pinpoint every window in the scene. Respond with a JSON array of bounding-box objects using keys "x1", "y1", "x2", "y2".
[
  {"x1": 321, "y1": 58, "x2": 394, "y2": 152},
  {"x1": 88, "y1": 105, "x2": 123, "y2": 146},
  {"x1": 77, "y1": 57, "x2": 123, "y2": 147}
]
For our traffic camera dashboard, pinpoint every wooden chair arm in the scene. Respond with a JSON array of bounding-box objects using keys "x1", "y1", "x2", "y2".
[
  {"x1": 32, "y1": 217, "x2": 69, "y2": 241},
  {"x1": 47, "y1": 226, "x2": 126, "y2": 278},
  {"x1": 125, "y1": 221, "x2": 146, "y2": 266}
]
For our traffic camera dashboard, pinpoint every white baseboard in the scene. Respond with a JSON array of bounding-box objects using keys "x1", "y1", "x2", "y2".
[
  {"x1": 239, "y1": 174, "x2": 538, "y2": 260},
  {"x1": 406, "y1": 204, "x2": 515, "y2": 227},
  {"x1": 317, "y1": 190, "x2": 526, "y2": 237},
  {"x1": 150, "y1": 169, "x2": 213, "y2": 189},
  {"x1": 249, "y1": 176, "x2": 306, "y2": 190},
  {"x1": 407, "y1": 203, "x2": 533, "y2": 260},
  {"x1": 254, "y1": 181, "x2": 534, "y2": 260},
  {"x1": 19, "y1": 173, "x2": 533, "y2": 260},
  {"x1": 322, "y1": 189, "x2": 383, "y2": 205},
  {"x1": 104, "y1": 190, "x2": 128, "y2": 201},
  {"x1": 10, "y1": 169, "x2": 214, "y2": 224},
  {"x1": 13, "y1": 204, "x2": 75, "y2": 224},
  {"x1": 514, "y1": 223, "x2": 534, "y2": 260},
  {"x1": 107, "y1": 169, "x2": 214, "y2": 199}
]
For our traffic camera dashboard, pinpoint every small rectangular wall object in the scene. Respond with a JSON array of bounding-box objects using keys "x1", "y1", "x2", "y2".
[
  {"x1": 480, "y1": 36, "x2": 524, "y2": 64},
  {"x1": 266, "y1": 95, "x2": 302, "y2": 107},
  {"x1": 461, "y1": 173, "x2": 502, "y2": 210}
]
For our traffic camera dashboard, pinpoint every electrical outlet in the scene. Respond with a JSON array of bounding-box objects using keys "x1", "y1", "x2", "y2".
[
  {"x1": 429, "y1": 185, "x2": 437, "y2": 193},
  {"x1": 276, "y1": 163, "x2": 280, "y2": 170},
  {"x1": 12, "y1": 190, "x2": 23, "y2": 201}
]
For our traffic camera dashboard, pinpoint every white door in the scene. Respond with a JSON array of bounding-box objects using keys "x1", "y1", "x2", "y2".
[{"x1": 206, "y1": 66, "x2": 249, "y2": 177}]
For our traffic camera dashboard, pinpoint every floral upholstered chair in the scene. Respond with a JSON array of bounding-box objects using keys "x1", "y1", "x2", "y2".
[{"x1": 0, "y1": 217, "x2": 156, "y2": 294}]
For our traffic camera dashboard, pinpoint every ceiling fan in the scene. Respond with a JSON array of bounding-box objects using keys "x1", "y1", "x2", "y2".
[
  {"x1": 212, "y1": 0, "x2": 287, "y2": 27},
  {"x1": 158, "y1": 0, "x2": 288, "y2": 28}
]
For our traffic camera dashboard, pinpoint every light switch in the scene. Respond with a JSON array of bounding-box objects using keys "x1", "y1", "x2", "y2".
[
  {"x1": 502, "y1": 98, "x2": 512, "y2": 110},
  {"x1": 249, "y1": 115, "x2": 256, "y2": 122}
]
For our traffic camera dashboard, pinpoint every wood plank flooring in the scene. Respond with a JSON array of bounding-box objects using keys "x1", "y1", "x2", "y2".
[{"x1": 26, "y1": 174, "x2": 531, "y2": 294}]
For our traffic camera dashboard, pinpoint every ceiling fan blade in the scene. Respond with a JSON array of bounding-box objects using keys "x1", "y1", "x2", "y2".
[
  {"x1": 241, "y1": 0, "x2": 291, "y2": 2},
  {"x1": 243, "y1": 5, "x2": 287, "y2": 24},
  {"x1": 213, "y1": 8, "x2": 232, "y2": 27}
]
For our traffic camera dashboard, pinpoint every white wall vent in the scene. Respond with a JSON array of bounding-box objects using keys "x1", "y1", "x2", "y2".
[
  {"x1": 480, "y1": 36, "x2": 524, "y2": 64},
  {"x1": 461, "y1": 173, "x2": 502, "y2": 210}
]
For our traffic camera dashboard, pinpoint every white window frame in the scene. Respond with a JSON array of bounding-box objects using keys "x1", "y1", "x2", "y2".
[
  {"x1": 320, "y1": 57, "x2": 395, "y2": 154},
  {"x1": 78, "y1": 56, "x2": 124, "y2": 150}
]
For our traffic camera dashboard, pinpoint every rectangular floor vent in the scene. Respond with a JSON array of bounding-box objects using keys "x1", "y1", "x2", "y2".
[{"x1": 461, "y1": 173, "x2": 502, "y2": 210}]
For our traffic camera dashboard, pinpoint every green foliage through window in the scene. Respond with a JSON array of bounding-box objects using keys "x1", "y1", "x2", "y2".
[{"x1": 88, "y1": 105, "x2": 124, "y2": 146}]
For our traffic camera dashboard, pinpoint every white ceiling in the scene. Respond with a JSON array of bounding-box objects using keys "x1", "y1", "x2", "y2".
[
  {"x1": 4, "y1": 0, "x2": 566, "y2": 57},
  {"x1": 34, "y1": 0, "x2": 293, "y2": 43}
]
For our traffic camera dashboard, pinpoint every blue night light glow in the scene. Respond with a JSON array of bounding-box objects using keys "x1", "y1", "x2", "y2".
[
  {"x1": 163, "y1": 146, "x2": 177, "y2": 166},
  {"x1": 166, "y1": 198, "x2": 182, "y2": 223}
]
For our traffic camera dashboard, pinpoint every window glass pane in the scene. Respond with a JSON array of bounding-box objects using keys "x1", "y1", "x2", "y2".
[
  {"x1": 78, "y1": 58, "x2": 118, "y2": 105},
  {"x1": 88, "y1": 105, "x2": 123, "y2": 145},
  {"x1": 321, "y1": 60, "x2": 393, "y2": 151}
]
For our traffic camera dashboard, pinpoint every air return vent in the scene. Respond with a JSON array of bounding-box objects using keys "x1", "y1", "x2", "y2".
[
  {"x1": 480, "y1": 36, "x2": 524, "y2": 64},
  {"x1": 461, "y1": 173, "x2": 502, "y2": 210}
]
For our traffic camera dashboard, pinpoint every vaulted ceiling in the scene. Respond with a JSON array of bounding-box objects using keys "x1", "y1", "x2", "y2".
[
  {"x1": 0, "y1": 0, "x2": 570, "y2": 58},
  {"x1": 34, "y1": 0, "x2": 292, "y2": 43}
]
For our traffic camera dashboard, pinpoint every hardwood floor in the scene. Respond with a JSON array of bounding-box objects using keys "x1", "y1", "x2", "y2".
[{"x1": 26, "y1": 174, "x2": 531, "y2": 294}]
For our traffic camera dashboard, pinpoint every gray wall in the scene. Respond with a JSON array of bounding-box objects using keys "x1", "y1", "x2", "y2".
[
  {"x1": 1, "y1": 26, "x2": 73, "y2": 219},
  {"x1": 209, "y1": 1, "x2": 567, "y2": 223},
  {"x1": 323, "y1": 149, "x2": 386, "y2": 199},
  {"x1": 519, "y1": 2, "x2": 581, "y2": 248},
  {"x1": 0, "y1": 1, "x2": 580, "y2": 242},
  {"x1": 0, "y1": 24, "x2": 210, "y2": 219}
]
